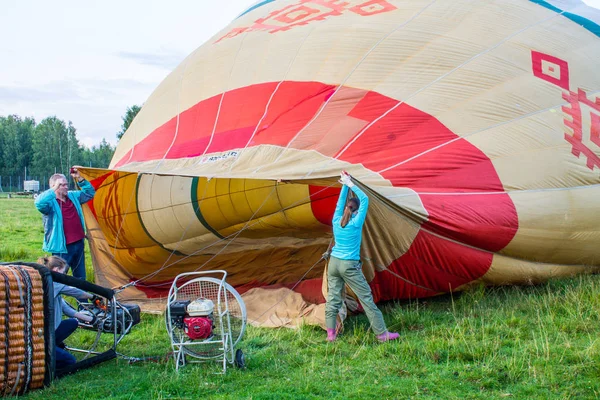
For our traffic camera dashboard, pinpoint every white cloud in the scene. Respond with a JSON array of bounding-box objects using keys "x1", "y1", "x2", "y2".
[{"x1": 0, "y1": 0, "x2": 257, "y2": 147}]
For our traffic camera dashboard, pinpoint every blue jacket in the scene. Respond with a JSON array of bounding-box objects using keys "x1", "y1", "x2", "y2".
[
  {"x1": 331, "y1": 184, "x2": 369, "y2": 261},
  {"x1": 34, "y1": 180, "x2": 95, "y2": 254}
]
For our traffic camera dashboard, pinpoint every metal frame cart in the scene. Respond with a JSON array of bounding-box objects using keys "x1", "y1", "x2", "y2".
[{"x1": 166, "y1": 271, "x2": 246, "y2": 373}]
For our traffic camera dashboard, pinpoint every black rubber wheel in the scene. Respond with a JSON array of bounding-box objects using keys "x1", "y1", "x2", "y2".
[{"x1": 234, "y1": 349, "x2": 245, "y2": 369}]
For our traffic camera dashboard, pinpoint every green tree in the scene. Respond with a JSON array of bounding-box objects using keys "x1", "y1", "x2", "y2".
[
  {"x1": 31, "y1": 117, "x2": 73, "y2": 178},
  {"x1": 80, "y1": 139, "x2": 115, "y2": 168},
  {"x1": 66, "y1": 121, "x2": 83, "y2": 169},
  {"x1": 117, "y1": 105, "x2": 141, "y2": 140},
  {"x1": 0, "y1": 117, "x2": 5, "y2": 177},
  {"x1": 0, "y1": 115, "x2": 35, "y2": 177},
  {"x1": 95, "y1": 138, "x2": 115, "y2": 167},
  {"x1": 0, "y1": 113, "x2": 115, "y2": 189}
]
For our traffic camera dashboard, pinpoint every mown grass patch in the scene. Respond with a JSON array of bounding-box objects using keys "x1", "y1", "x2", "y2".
[{"x1": 1, "y1": 199, "x2": 599, "y2": 399}]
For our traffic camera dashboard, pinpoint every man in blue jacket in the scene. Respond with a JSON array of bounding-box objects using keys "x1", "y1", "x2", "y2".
[{"x1": 35, "y1": 167, "x2": 95, "y2": 281}]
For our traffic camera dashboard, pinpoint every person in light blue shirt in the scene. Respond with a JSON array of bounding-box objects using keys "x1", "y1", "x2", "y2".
[{"x1": 325, "y1": 171, "x2": 399, "y2": 343}]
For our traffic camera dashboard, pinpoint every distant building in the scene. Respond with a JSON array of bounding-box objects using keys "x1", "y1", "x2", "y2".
[{"x1": 24, "y1": 180, "x2": 40, "y2": 193}]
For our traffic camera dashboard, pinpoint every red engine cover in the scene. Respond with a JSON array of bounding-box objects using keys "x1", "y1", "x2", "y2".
[{"x1": 183, "y1": 317, "x2": 212, "y2": 340}]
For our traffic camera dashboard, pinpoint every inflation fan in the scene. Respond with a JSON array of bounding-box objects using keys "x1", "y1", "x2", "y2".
[{"x1": 165, "y1": 271, "x2": 246, "y2": 373}]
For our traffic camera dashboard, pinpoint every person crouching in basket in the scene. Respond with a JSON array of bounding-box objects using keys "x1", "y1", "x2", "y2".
[{"x1": 37, "y1": 256, "x2": 98, "y2": 368}]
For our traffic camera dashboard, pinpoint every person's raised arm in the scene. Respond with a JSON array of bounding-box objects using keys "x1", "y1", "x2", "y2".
[
  {"x1": 334, "y1": 185, "x2": 349, "y2": 220},
  {"x1": 350, "y1": 184, "x2": 369, "y2": 227},
  {"x1": 70, "y1": 166, "x2": 95, "y2": 204},
  {"x1": 34, "y1": 183, "x2": 59, "y2": 214}
]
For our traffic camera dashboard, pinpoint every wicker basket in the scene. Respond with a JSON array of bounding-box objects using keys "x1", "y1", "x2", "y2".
[{"x1": 0, "y1": 265, "x2": 48, "y2": 396}]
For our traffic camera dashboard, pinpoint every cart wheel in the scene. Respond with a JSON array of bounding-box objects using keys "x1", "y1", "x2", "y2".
[{"x1": 234, "y1": 349, "x2": 245, "y2": 369}]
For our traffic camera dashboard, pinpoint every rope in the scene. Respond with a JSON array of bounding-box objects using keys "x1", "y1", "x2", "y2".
[
  {"x1": 1, "y1": 271, "x2": 11, "y2": 394},
  {"x1": 189, "y1": 185, "x2": 278, "y2": 274},
  {"x1": 129, "y1": 184, "x2": 279, "y2": 289},
  {"x1": 9, "y1": 363, "x2": 21, "y2": 397},
  {"x1": 118, "y1": 175, "x2": 439, "y2": 297},
  {"x1": 14, "y1": 267, "x2": 33, "y2": 394},
  {"x1": 5, "y1": 268, "x2": 24, "y2": 306},
  {"x1": 109, "y1": 176, "x2": 282, "y2": 290},
  {"x1": 119, "y1": 180, "x2": 340, "y2": 291},
  {"x1": 116, "y1": 351, "x2": 174, "y2": 365}
]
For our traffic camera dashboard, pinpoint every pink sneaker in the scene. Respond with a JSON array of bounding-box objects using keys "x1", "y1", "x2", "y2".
[
  {"x1": 376, "y1": 331, "x2": 399, "y2": 342},
  {"x1": 326, "y1": 328, "x2": 337, "y2": 342}
]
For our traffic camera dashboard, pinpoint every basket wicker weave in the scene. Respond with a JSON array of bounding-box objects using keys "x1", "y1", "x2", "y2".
[{"x1": 0, "y1": 265, "x2": 47, "y2": 396}]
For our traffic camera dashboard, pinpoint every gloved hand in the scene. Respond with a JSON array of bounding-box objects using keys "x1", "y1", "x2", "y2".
[
  {"x1": 322, "y1": 250, "x2": 331, "y2": 260},
  {"x1": 338, "y1": 171, "x2": 354, "y2": 188}
]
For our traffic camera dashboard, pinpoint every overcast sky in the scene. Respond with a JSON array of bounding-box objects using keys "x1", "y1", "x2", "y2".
[
  {"x1": 1, "y1": 0, "x2": 599, "y2": 148},
  {"x1": 0, "y1": 0, "x2": 257, "y2": 148}
]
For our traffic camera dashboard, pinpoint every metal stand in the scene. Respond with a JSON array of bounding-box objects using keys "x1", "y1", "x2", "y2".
[{"x1": 166, "y1": 271, "x2": 246, "y2": 374}]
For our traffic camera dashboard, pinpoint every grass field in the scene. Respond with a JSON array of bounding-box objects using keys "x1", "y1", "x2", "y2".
[{"x1": 1, "y1": 198, "x2": 599, "y2": 399}]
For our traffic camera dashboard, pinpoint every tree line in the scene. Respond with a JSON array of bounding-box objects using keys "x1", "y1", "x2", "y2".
[{"x1": 0, "y1": 106, "x2": 140, "y2": 192}]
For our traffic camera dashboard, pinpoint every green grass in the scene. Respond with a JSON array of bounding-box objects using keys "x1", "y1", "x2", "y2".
[
  {"x1": 0, "y1": 198, "x2": 94, "y2": 279},
  {"x1": 0, "y1": 198, "x2": 47, "y2": 261},
  {"x1": 1, "y1": 198, "x2": 600, "y2": 399}
]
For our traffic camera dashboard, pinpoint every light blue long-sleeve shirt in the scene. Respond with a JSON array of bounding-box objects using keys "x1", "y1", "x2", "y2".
[
  {"x1": 53, "y1": 282, "x2": 89, "y2": 330},
  {"x1": 34, "y1": 179, "x2": 95, "y2": 254},
  {"x1": 331, "y1": 184, "x2": 369, "y2": 261}
]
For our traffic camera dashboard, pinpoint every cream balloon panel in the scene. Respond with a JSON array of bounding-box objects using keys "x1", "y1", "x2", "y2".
[
  {"x1": 219, "y1": 0, "x2": 423, "y2": 92},
  {"x1": 468, "y1": 110, "x2": 600, "y2": 190},
  {"x1": 493, "y1": 144, "x2": 598, "y2": 191},
  {"x1": 136, "y1": 175, "x2": 211, "y2": 245},
  {"x1": 135, "y1": 173, "x2": 335, "y2": 254},
  {"x1": 351, "y1": 2, "x2": 540, "y2": 100},
  {"x1": 478, "y1": 252, "x2": 600, "y2": 287},
  {"x1": 484, "y1": 107, "x2": 600, "y2": 264},
  {"x1": 372, "y1": 186, "x2": 429, "y2": 221},
  {"x1": 410, "y1": 30, "x2": 600, "y2": 131},
  {"x1": 408, "y1": 9, "x2": 600, "y2": 186},
  {"x1": 503, "y1": 184, "x2": 600, "y2": 265}
]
